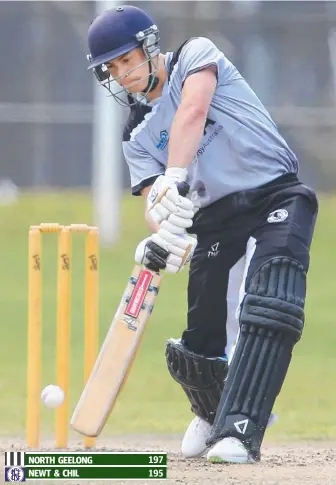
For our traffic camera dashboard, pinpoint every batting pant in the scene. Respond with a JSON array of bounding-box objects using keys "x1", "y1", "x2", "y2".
[{"x1": 182, "y1": 181, "x2": 318, "y2": 357}]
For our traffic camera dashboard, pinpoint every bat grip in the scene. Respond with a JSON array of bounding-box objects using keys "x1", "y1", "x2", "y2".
[{"x1": 176, "y1": 181, "x2": 190, "y2": 197}]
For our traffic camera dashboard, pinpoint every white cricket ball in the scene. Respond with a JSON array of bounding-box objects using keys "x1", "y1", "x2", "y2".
[{"x1": 41, "y1": 385, "x2": 65, "y2": 408}]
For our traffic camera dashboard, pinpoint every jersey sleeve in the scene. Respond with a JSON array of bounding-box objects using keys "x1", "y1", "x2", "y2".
[
  {"x1": 122, "y1": 140, "x2": 165, "y2": 196},
  {"x1": 178, "y1": 37, "x2": 231, "y2": 85}
]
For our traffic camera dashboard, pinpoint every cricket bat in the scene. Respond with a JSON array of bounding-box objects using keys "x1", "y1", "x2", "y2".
[
  {"x1": 70, "y1": 182, "x2": 189, "y2": 438},
  {"x1": 70, "y1": 265, "x2": 161, "y2": 437}
]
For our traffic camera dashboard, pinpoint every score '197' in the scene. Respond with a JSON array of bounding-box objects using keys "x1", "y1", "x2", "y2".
[
  {"x1": 148, "y1": 455, "x2": 164, "y2": 464},
  {"x1": 149, "y1": 469, "x2": 165, "y2": 478}
]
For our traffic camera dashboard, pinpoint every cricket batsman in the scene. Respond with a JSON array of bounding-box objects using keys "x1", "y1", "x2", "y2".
[{"x1": 86, "y1": 5, "x2": 318, "y2": 464}]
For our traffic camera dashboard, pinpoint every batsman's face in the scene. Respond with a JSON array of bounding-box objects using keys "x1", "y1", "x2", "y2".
[{"x1": 106, "y1": 48, "x2": 152, "y2": 93}]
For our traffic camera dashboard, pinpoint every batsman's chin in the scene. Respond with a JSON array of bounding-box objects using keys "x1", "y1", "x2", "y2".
[{"x1": 124, "y1": 78, "x2": 147, "y2": 93}]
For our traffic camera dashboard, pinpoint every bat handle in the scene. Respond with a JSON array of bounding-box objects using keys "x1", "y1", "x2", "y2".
[{"x1": 176, "y1": 181, "x2": 190, "y2": 197}]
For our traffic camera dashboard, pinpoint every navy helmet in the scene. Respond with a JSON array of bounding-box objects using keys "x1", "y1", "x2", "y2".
[{"x1": 87, "y1": 5, "x2": 160, "y2": 106}]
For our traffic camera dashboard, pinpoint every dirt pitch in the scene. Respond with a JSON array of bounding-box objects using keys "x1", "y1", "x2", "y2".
[{"x1": 1, "y1": 436, "x2": 335, "y2": 485}]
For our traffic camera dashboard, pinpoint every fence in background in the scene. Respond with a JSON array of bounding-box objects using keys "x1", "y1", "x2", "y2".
[{"x1": 0, "y1": 1, "x2": 335, "y2": 192}]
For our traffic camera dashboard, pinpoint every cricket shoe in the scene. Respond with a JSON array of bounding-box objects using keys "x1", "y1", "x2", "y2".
[
  {"x1": 181, "y1": 416, "x2": 212, "y2": 458},
  {"x1": 181, "y1": 413, "x2": 278, "y2": 459},
  {"x1": 207, "y1": 436, "x2": 259, "y2": 464}
]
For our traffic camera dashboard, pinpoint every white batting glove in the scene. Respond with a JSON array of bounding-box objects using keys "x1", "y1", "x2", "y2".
[
  {"x1": 147, "y1": 168, "x2": 195, "y2": 231},
  {"x1": 135, "y1": 231, "x2": 197, "y2": 274}
]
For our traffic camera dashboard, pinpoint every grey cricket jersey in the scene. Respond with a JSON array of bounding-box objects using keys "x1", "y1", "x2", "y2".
[{"x1": 122, "y1": 37, "x2": 298, "y2": 208}]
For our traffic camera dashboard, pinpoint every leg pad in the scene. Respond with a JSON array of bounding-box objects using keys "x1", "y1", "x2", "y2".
[
  {"x1": 166, "y1": 339, "x2": 228, "y2": 424},
  {"x1": 207, "y1": 258, "x2": 306, "y2": 459}
]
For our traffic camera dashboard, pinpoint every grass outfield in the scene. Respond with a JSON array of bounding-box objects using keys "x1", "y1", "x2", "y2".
[{"x1": 0, "y1": 191, "x2": 335, "y2": 441}]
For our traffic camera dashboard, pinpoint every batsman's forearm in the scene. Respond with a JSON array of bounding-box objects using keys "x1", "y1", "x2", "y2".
[{"x1": 167, "y1": 104, "x2": 207, "y2": 169}]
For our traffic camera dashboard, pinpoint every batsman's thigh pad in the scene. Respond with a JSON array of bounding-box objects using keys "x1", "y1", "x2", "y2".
[
  {"x1": 207, "y1": 257, "x2": 305, "y2": 458},
  {"x1": 166, "y1": 338, "x2": 228, "y2": 424}
]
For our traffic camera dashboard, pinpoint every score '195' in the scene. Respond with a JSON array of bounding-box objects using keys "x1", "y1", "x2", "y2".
[{"x1": 149, "y1": 469, "x2": 164, "y2": 478}]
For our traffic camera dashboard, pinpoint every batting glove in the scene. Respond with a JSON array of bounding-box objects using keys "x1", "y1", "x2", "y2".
[
  {"x1": 147, "y1": 168, "x2": 195, "y2": 231},
  {"x1": 135, "y1": 231, "x2": 197, "y2": 274}
]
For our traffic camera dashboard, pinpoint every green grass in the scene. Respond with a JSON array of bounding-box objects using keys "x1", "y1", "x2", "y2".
[{"x1": 0, "y1": 191, "x2": 335, "y2": 441}]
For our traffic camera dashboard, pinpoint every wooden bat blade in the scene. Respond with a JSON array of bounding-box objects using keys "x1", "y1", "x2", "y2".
[{"x1": 70, "y1": 265, "x2": 161, "y2": 438}]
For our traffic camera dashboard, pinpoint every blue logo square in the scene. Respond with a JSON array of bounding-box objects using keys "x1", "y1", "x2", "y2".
[{"x1": 5, "y1": 467, "x2": 25, "y2": 482}]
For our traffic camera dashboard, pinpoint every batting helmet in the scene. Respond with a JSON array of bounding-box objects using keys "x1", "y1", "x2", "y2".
[{"x1": 87, "y1": 5, "x2": 160, "y2": 105}]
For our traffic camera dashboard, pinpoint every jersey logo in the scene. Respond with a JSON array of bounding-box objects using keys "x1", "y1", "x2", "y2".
[
  {"x1": 197, "y1": 119, "x2": 223, "y2": 157},
  {"x1": 203, "y1": 118, "x2": 216, "y2": 135},
  {"x1": 156, "y1": 130, "x2": 169, "y2": 150}
]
